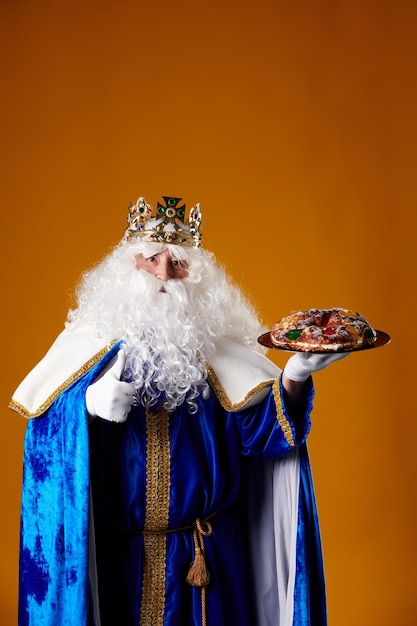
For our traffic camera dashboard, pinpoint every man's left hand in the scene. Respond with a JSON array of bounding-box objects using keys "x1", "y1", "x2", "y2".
[{"x1": 283, "y1": 351, "x2": 350, "y2": 382}]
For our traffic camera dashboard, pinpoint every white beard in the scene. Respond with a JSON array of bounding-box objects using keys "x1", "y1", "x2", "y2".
[{"x1": 116, "y1": 271, "x2": 213, "y2": 413}]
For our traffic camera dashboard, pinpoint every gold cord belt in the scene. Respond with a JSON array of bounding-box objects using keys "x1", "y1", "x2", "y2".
[
  {"x1": 140, "y1": 512, "x2": 215, "y2": 536},
  {"x1": 139, "y1": 514, "x2": 215, "y2": 626}
]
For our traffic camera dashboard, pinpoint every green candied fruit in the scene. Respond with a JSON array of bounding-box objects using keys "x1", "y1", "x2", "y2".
[
  {"x1": 365, "y1": 327, "x2": 375, "y2": 343},
  {"x1": 286, "y1": 329, "x2": 302, "y2": 340}
]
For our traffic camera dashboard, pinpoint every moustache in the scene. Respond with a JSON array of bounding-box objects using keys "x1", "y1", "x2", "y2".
[{"x1": 135, "y1": 270, "x2": 192, "y2": 306}]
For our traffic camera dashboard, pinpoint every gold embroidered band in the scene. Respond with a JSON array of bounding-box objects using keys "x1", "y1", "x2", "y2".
[{"x1": 272, "y1": 377, "x2": 295, "y2": 447}]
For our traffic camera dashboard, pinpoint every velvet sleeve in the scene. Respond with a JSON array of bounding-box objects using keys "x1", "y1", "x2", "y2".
[{"x1": 234, "y1": 374, "x2": 314, "y2": 460}]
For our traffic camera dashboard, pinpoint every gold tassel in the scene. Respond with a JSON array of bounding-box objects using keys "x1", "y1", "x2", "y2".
[
  {"x1": 186, "y1": 546, "x2": 210, "y2": 586},
  {"x1": 186, "y1": 518, "x2": 213, "y2": 587}
]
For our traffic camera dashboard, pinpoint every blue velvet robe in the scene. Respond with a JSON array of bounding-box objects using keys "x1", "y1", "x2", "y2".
[{"x1": 18, "y1": 342, "x2": 326, "y2": 626}]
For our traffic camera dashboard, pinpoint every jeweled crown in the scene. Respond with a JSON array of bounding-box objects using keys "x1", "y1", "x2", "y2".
[{"x1": 124, "y1": 196, "x2": 202, "y2": 248}]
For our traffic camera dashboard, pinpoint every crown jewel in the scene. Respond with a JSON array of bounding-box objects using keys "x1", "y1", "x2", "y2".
[{"x1": 125, "y1": 196, "x2": 202, "y2": 248}]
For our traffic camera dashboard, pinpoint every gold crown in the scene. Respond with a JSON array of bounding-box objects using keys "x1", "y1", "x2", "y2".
[{"x1": 124, "y1": 196, "x2": 202, "y2": 248}]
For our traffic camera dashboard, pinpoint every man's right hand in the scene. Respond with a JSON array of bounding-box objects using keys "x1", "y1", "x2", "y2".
[{"x1": 85, "y1": 350, "x2": 136, "y2": 422}]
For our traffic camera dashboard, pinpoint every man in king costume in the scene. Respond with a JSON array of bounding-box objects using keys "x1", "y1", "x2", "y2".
[{"x1": 10, "y1": 196, "x2": 348, "y2": 626}]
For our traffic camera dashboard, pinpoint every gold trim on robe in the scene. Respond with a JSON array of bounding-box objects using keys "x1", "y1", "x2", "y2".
[{"x1": 140, "y1": 405, "x2": 171, "y2": 625}]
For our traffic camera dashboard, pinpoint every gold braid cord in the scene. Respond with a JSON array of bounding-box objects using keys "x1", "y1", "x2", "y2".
[
  {"x1": 187, "y1": 519, "x2": 213, "y2": 626},
  {"x1": 272, "y1": 378, "x2": 295, "y2": 447},
  {"x1": 140, "y1": 405, "x2": 171, "y2": 625}
]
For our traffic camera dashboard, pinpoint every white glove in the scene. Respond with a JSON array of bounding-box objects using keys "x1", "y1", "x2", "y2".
[
  {"x1": 86, "y1": 350, "x2": 136, "y2": 422},
  {"x1": 283, "y1": 351, "x2": 349, "y2": 382}
]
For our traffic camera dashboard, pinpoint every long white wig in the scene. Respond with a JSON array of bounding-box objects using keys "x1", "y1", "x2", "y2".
[{"x1": 66, "y1": 240, "x2": 267, "y2": 412}]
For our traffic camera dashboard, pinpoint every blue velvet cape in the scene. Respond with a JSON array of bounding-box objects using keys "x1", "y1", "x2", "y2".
[{"x1": 18, "y1": 342, "x2": 326, "y2": 626}]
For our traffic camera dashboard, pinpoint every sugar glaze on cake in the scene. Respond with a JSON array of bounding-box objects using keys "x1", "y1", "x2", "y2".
[{"x1": 270, "y1": 307, "x2": 377, "y2": 352}]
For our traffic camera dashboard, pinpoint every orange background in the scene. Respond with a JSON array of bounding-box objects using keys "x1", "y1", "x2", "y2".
[{"x1": 1, "y1": 1, "x2": 416, "y2": 624}]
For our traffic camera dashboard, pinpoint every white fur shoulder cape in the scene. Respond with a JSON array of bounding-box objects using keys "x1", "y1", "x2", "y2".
[{"x1": 10, "y1": 325, "x2": 282, "y2": 418}]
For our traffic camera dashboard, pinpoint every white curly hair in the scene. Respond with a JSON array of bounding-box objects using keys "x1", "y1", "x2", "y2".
[{"x1": 66, "y1": 240, "x2": 267, "y2": 412}]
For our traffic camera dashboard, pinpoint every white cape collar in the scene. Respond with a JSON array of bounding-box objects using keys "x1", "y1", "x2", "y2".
[{"x1": 10, "y1": 326, "x2": 281, "y2": 417}]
